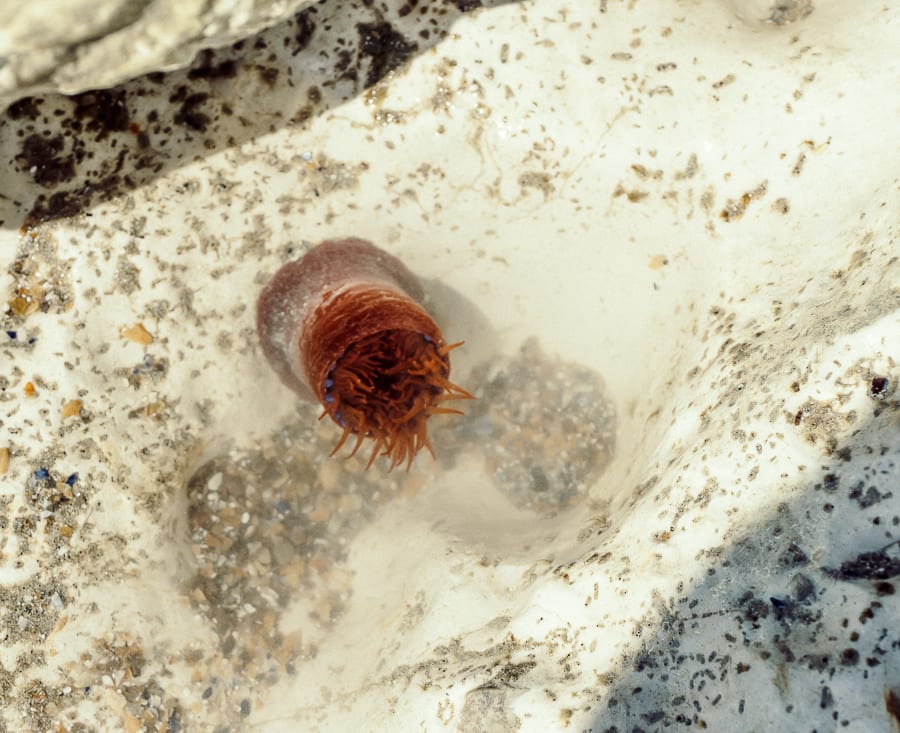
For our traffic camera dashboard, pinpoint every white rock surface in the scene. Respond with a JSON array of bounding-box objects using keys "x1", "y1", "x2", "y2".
[
  {"x1": 0, "y1": 0, "x2": 314, "y2": 109},
  {"x1": 0, "y1": 0, "x2": 898, "y2": 731}
]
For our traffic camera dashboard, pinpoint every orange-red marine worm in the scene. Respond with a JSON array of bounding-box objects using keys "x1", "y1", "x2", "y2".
[{"x1": 256, "y1": 238, "x2": 473, "y2": 470}]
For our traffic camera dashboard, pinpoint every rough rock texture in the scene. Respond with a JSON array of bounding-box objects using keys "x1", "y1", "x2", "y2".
[
  {"x1": 0, "y1": 0, "x2": 898, "y2": 731},
  {"x1": 0, "y1": 0, "x2": 315, "y2": 109}
]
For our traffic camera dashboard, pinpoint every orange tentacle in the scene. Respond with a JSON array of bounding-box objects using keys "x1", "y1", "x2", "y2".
[{"x1": 321, "y1": 330, "x2": 472, "y2": 470}]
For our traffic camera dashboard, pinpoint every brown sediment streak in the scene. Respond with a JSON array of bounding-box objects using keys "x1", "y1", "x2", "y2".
[{"x1": 256, "y1": 238, "x2": 472, "y2": 470}]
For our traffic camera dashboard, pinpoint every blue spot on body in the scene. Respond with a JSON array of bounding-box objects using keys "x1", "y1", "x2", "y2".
[
  {"x1": 34, "y1": 468, "x2": 50, "y2": 480},
  {"x1": 5, "y1": 330, "x2": 16, "y2": 339},
  {"x1": 66, "y1": 473, "x2": 79, "y2": 486},
  {"x1": 325, "y1": 378, "x2": 333, "y2": 388},
  {"x1": 325, "y1": 394, "x2": 334, "y2": 404}
]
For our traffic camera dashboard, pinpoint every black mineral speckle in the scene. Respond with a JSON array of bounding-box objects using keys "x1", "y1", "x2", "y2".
[
  {"x1": 641, "y1": 710, "x2": 665, "y2": 724},
  {"x1": 780, "y1": 542, "x2": 809, "y2": 567},
  {"x1": 447, "y1": 0, "x2": 483, "y2": 10},
  {"x1": 6, "y1": 96, "x2": 42, "y2": 120},
  {"x1": 835, "y1": 446, "x2": 852, "y2": 462},
  {"x1": 292, "y1": 13, "x2": 317, "y2": 54},
  {"x1": 25, "y1": 171, "x2": 133, "y2": 226},
  {"x1": 849, "y1": 482, "x2": 888, "y2": 508},
  {"x1": 187, "y1": 50, "x2": 239, "y2": 80},
  {"x1": 73, "y1": 89, "x2": 130, "y2": 138},
  {"x1": 15, "y1": 134, "x2": 75, "y2": 186},
  {"x1": 398, "y1": 0, "x2": 419, "y2": 17},
  {"x1": 257, "y1": 66, "x2": 279, "y2": 87},
  {"x1": 742, "y1": 596, "x2": 769, "y2": 623},
  {"x1": 869, "y1": 376, "x2": 888, "y2": 399},
  {"x1": 830, "y1": 550, "x2": 900, "y2": 581},
  {"x1": 174, "y1": 93, "x2": 212, "y2": 132},
  {"x1": 26, "y1": 191, "x2": 83, "y2": 224},
  {"x1": 356, "y1": 22, "x2": 418, "y2": 87}
]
